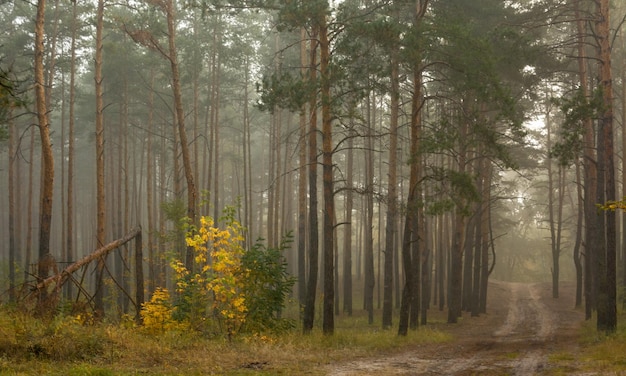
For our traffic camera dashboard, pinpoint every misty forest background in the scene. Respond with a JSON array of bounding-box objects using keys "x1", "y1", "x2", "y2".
[{"x1": 0, "y1": 0, "x2": 625, "y2": 335}]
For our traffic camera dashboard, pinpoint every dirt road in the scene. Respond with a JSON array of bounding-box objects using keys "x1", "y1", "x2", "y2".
[{"x1": 328, "y1": 280, "x2": 584, "y2": 375}]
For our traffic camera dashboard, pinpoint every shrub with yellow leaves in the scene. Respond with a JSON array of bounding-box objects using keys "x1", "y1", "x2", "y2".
[
  {"x1": 140, "y1": 288, "x2": 187, "y2": 334},
  {"x1": 173, "y1": 209, "x2": 248, "y2": 339}
]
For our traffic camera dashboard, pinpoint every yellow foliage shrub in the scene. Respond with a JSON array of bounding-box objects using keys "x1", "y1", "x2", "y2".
[
  {"x1": 173, "y1": 214, "x2": 248, "y2": 338},
  {"x1": 140, "y1": 288, "x2": 186, "y2": 334}
]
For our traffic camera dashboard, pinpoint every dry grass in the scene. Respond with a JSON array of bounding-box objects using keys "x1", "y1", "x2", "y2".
[
  {"x1": 0, "y1": 305, "x2": 451, "y2": 376},
  {"x1": 563, "y1": 312, "x2": 626, "y2": 375},
  {"x1": 10, "y1": 303, "x2": 626, "y2": 375}
]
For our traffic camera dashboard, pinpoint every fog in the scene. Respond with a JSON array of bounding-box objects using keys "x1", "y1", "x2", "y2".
[{"x1": 0, "y1": 0, "x2": 623, "y2": 324}]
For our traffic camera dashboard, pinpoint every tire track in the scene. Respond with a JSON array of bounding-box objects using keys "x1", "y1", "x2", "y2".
[
  {"x1": 497, "y1": 283, "x2": 557, "y2": 375},
  {"x1": 326, "y1": 281, "x2": 576, "y2": 376}
]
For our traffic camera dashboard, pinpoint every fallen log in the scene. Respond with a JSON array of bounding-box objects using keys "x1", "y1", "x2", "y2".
[{"x1": 35, "y1": 226, "x2": 142, "y2": 292}]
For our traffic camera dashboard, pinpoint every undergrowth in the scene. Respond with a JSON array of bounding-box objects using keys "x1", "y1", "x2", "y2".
[{"x1": 0, "y1": 306, "x2": 451, "y2": 376}]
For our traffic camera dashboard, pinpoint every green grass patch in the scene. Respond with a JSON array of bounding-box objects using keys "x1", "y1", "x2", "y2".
[
  {"x1": 548, "y1": 352, "x2": 575, "y2": 362},
  {"x1": 502, "y1": 352, "x2": 519, "y2": 360}
]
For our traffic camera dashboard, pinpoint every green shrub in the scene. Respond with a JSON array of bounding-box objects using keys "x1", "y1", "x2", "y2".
[{"x1": 241, "y1": 234, "x2": 296, "y2": 333}]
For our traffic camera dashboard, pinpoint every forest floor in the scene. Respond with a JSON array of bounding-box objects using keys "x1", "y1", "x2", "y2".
[{"x1": 327, "y1": 280, "x2": 589, "y2": 376}]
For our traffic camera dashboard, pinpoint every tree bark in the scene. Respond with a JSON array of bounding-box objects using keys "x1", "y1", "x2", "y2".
[
  {"x1": 622, "y1": 29, "x2": 626, "y2": 310},
  {"x1": 297, "y1": 27, "x2": 308, "y2": 305},
  {"x1": 574, "y1": 159, "x2": 584, "y2": 308},
  {"x1": 267, "y1": 35, "x2": 279, "y2": 246},
  {"x1": 343, "y1": 122, "x2": 354, "y2": 316},
  {"x1": 364, "y1": 91, "x2": 375, "y2": 325},
  {"x1": 382, "y1": 27, "x2": 400, "y2": 330},
  {"x1": 66, "y1": 0, "x2": 78, "y2": 300},
  {"x1": 134, "y1": 229, "x2": 144, "y2": 323},
  {"x1": 320, "y1": 16, "x2": 335, "y2": 335},
  {"x1": 302, "y1": 25, "x2": 319, "y2": 334},
  {"x1": 574, "y1": 0, "x2": 597, "y2": 320},
  {"x1": 471, "y1": 157, "x2": 483, "y2": 317},
  {"x1": 448, "y1": 115, "x2": 468, "y2": 324},
  {"x1": 165, "y1": 0, "x2": 197, "y2": 269},
  {"x1": 463, "y1": 209, "x2": 476, "y2": 312},
  {"x1": 93, "y1": 0, "x2": 106, "y2": 318},
  {"x1": 34, "y1": 0, "x2": 55, "y2": 312},
  {"x1": 146, "y1": 72, "x2": 156, "y2": 294},
  {"x1": 399, "y1": 48, "x2": 425, "y2": 334},
  {"x1": 243, "y1": 58, "x2": 254, "y2": 248},
  {"x1": 546, "y1": 107, "x2": 559, "y2": 298},
  {"x1": 595, "y1": 0, "x2": 616, "y2": 332},
  {"x1": 479, "y1": 159, "x2": 492, "y2": 314},
  {"x1": 25, "y1": 124, "x2": 35, "y2": 285},
  {"x1": 210, "y1": 18, "x2": 222, "y2": 224},
  {"x1": 8, "y1": 110, "x2": 16, "y2": 302}
]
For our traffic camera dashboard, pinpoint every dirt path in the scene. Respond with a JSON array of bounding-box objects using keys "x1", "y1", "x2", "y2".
[{"x1": 327, "y1": 280, "x2": 584, "y2": 375}]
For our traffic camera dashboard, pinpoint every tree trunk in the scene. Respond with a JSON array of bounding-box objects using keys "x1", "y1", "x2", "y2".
[
  {"x1": 121, "y1": 80, "x2": 131, "y2": 313},
  {"x1": 8, "y1": 110, "x2": 16, "y2": 302},
  {"x1": 622, "y1": 30, "x2": 626, "y2": 310},
  {"x1": 574, "y1": 0, "x2": 597, "y2": 321},
  {"x1": 471, "y1": 157, "x2": 483, "y2": 317},
  {"x1": 409, "y1": 237, "x2": 420, "y2": 328},
  {"x1": 165, "y1": 0, "x2": 197, "y2": 270},
  {"x1": 479, "y1": 159, "x2": 492, "y2": 314},
  {"x1": 146, "y1": 72, "x2": 156, "y2": 294},
  {"x1": 135, "y1": 230, "x2": 144, "y2": 322},
  {"x1": 158, "y1": 118, "x2": 168, "y2": 287},
  {"x1": 546, "y1": 107, "x2": 559, "y2": 298},
  {"x1": 364, "y1": 91, "x2": 376, "y2": 325},
  {"x1": 267, "y1": 33, "x2": 279, "y2": 247},
  {"x1": 211, "y1": 20, "x2": 222, "y2": 224},
  {"x1": 297, "y1": 27, "x2": 308, "y2": 305},
  {"x1": 343, "y1": 122, "x2": 354, "y2": 316},
  {"x1": 596, "y1": 0, "x2": 616, "y2": 332},
  {"x1": 438, "y1": 211, "x2": 446, "y2": 311},
  {"x1": 574, "y1": 159, "x2": 584, "y2": 308},
  {"x1": 302, "y1": 25, "x2": 319, "y2": 334},
  {"x1": 192, "y1": 22, "x2": 200, "y2": 210},
  {"x1": 382, "y1": 30, "x2": 400, "y2": 330},
  {"x1": 66, "y1": 0, "x2": 78, "y2": 300},
  {"x1": 463, "y1": 210, "x2": 476, "y2": 312},
  {"x1": 93, "y1": 0, "x2": 106, "y2": 318},
  {"x1": 320, "y1": 16, "x2": 335, "y2": 335},
  {"x1": 448, "y1": 117, "x2": 468, "y2": 324},
  {"x1": 34, "y1": 0, "x2": 56, "y2": 311},
  {"x1": 25, "y1": 124, "x2": 35, "y2": 285},
  {"x1": 243, "y1": 57, "x2": 254, "y2": 249},
  {"x1": 555, "y1": 165, "x2": 566, "y2": 298},
  {"x1": 399, "y1": 55, "x2": 424, "y2": 335}
]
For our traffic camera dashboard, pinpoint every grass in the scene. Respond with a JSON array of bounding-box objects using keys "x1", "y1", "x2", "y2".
[
  {"x1": 11, "y1": 295, "x2": 626, "y2": 376},
  {"x1": 547, "y1": 312, "x2": 626, "y2": 375},
  {"x1": 580, "y1": 327, "x2": 626, "y2": 373},
  {"x1": 0, "y1": 304, "x2": 452, "y2": 376},
  {"x1": 502, "y1": 352, "x2": 519, "y2": 360},
  {"x1": 10, "y1": 302, "x2": 626, "y2": 375}
]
